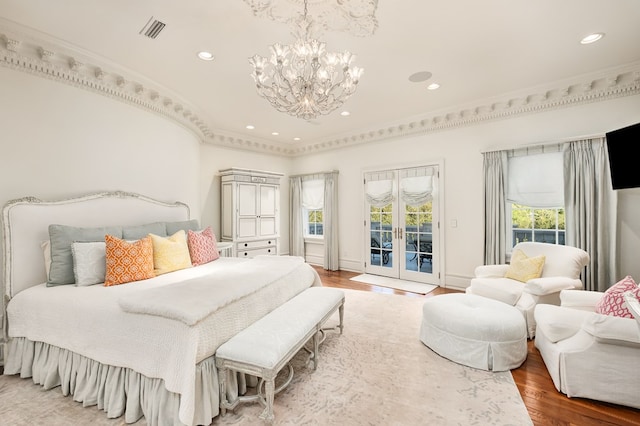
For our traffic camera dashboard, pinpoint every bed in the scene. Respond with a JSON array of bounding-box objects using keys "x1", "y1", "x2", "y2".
[{"x1": 0, "y1": 191, "x2": 321, "y2": 425}]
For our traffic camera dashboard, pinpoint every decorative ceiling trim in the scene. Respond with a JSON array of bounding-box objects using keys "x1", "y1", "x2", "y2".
[
  {"x1": 290, "y1": 65, "x2": 640, "y2": 156},
  {"x1": 0, "y1": 25, "x2": 294, "y2": 156},
  {"x1": 1, "y1": 22, "x2": 639, "y2": 159}
]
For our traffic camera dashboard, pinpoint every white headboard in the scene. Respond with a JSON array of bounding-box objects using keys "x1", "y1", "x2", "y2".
[{"x1": 2, "y1": 191, "x2": 190, "y2": 300}]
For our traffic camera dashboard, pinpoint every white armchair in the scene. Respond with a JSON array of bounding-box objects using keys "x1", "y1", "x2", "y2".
[
  {"x1": 466, "y1": 242, "x2": 590, "y2": 338},
  {"x1": 534, "y1": 289, "x2": 640, "y2": 409}
]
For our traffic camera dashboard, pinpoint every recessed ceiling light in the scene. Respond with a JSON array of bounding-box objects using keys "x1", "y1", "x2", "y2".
[
  {"x1": 409, "y1": 71, "x2": 433, "y2": 83},
  {"x1": 272, "y1": 132, "x2": 279, "y2": 136},
  {"x1": 197, "y1": 51, "x2": 214, "y2": 61},
  {"x1": 427, "y1": 83, "x2": 440, "y2": 90},
  {"x1": 580, "y1": 33, "x2": 604, "y2": 44},
  {"x1": 293, "y1": 137, "x2": 301, "y2": 141},
  {"x1": 340, "y1": 111, "x2": 351, "y2": 116},
  {"x1": 246, "y1": 125, "x2": 255, "y2": 130}
]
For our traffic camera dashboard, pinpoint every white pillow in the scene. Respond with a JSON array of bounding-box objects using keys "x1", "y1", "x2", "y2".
[
  {"x1": 71, "y1": 241, "x2": 106, "y2": 286},
  {"x1": 41, "y1": 240, "x2": 52, "y2": 280}
]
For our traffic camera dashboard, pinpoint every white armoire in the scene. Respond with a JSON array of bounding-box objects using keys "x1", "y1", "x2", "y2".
[{"x1": 219, "y1": 168, "x2": 283, "y2": 258}]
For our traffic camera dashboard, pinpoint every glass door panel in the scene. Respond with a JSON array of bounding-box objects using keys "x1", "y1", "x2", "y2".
[
  {"x1": 366, "y1": 203, "x2": 398, "y2": 277},
  {"x1": 365, "y1": 166, "x2": 440, "y2": 286}
]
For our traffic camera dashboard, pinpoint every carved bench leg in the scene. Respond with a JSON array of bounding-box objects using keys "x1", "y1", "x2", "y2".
[
  {"x1": 338, "y1": 302, "x2": 344, "y2": 334},
  {"x1": 312, "y1": 327, "x2": 320, "y2": 370},
  {"x1": 259, "y1": 378, "x2": 276, "y2": 423},
  {"x1": 218, "y1": 366, "x2": 228, "y2": 415}
]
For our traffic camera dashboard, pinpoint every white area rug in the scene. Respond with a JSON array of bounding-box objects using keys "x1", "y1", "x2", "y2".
[
  {"x1": 0, "y1": 289, "x2": 532, "y2": 425},
  {"x1": 350, "y1": 273, "x2": 438, "y2": 294}
]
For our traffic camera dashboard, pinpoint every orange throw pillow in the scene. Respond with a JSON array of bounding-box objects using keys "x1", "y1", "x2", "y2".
[{"x1": 104, "y1": 234, "x2": 155, "y2": 286}]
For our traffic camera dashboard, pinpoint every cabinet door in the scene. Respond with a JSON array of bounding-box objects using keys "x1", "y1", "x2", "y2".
[
  {"x1": 258, "y1": 185, "x2": 278, "y2": 237},
  {"x1": 237, "y1": 183, "x2": 258, "y2": 238}
]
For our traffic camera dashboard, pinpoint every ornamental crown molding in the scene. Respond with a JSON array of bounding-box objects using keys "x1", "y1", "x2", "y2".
[
  {"x1": 0, "y1": 21, "x2": 295, "y2": 156},
  {"x1": 289, "y1": 64, "x2": 640, "y2": 156},
  {"x1": 1, "y1": 20, "x2": 639, "y2": 158}
]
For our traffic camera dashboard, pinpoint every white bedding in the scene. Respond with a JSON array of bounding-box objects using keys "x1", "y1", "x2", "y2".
[{"x1": 7, "y1": 255, "x2": 322, "y2": 425}]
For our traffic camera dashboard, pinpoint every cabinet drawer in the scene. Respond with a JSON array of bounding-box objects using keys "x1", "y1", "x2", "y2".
[
  {"x1": 237, "y1": 247, "x2": 277, "y2": 258},
  {"x1": 236, "y1": 239, "x2": 276, "y2": 250}
]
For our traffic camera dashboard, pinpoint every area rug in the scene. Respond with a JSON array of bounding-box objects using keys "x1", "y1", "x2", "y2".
[
  {"x1": 0, "y1": 289, "x2": 532, "y2": 425},
  {"x1": 350, "y1": 273, "x2": 438, "y2": 295}
]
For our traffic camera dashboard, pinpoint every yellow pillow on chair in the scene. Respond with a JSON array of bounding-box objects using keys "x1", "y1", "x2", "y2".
[{"x1": 505, "y1": 249, "x2": 545, "y2": 282}]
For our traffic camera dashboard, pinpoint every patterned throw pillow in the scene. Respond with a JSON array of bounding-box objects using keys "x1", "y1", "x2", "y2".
[
  {"x1": 504, "y1": 249, "x2": 546, "y2": 283},
  {"x1": 149, "y1": 230, "x2": 193, "y2": 275},
  {"x1": 595, "y1": 275, "x2": 640, "y2": 318},
  {"x1": 71, "y1": 241, "x2": 106, "y2": 286},
  {"x1": 104, "y1": 235, "x2": 155, "y2": 286},
  {"x1": 188, "y1": 227, "x2": 220, "y2": 266}
]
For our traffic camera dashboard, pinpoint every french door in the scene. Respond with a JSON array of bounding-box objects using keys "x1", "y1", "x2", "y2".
[{"x1": 364, "y1": 165, "x2": 440, "y2": 285}]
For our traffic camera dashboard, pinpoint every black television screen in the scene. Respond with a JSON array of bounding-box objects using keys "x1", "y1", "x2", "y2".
[{"x1": 606, "y1": 122, "x2": 640, "y2": 190}]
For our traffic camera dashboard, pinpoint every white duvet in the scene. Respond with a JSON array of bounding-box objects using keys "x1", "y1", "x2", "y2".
[{"x1": 7, "y1": 255, "x2": 322, "y2": 425}]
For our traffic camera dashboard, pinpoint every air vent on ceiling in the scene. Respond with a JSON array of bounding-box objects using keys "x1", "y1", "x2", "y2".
[{"x1": 140, "y1": 17, "x2": 166, "y2": 39}]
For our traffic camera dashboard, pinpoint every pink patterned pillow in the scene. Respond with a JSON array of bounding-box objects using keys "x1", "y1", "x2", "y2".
[
  {"x1": 595, "y1": 275, "x2": 640, "y2": 318},
  {"x1": 187, "y1": 227, "x2": 220, "y2": 266}
]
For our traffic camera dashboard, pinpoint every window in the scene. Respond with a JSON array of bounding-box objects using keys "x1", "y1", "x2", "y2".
[
  {"x1": 302, "y1": 178, "x2": 324, "y2": 238},
  {"x1": 306, "y1": 208, "x2": 323, "y2": 236},
  {"x1": 506, "y1": 147, "x2": 565, "y2": 249},
  {"x1": 510, "y1": 203, "x2": 565, "y2": 247}
]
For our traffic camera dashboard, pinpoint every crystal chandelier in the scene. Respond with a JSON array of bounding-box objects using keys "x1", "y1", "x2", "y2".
[{"x1": 249, "y1": 0, "x2": 364, "y2": 120}]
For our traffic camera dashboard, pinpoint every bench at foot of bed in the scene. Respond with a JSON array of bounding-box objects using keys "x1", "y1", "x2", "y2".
[{"x1": 215, "y1": 286, "x2": 345, "y2": 423}]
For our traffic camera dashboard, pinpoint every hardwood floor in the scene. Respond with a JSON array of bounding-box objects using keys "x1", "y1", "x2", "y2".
[{"x1": 314, "y1": 266, "x2": 640, "y2": 426}]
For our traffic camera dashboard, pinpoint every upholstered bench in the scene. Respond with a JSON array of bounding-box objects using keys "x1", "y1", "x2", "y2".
[
  {"x1": 215, "y1": 287, "x2": 345, "y2": 423},
  {"x1": 419, "y1": 293, "x2": 527, "y2": 371}
]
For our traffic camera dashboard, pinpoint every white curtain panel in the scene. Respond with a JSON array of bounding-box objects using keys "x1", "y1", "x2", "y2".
[
  {"x1": 563, "y1": 138, "x2": 617, "y2": 291},
  {"x1": 507, "y1": 151, "x2": 564, "y2": 207},
  {"x1": 482, "y1": 151, "x2": 508, "y2": 265},
  {"x1": 323, "y1": 172, "x2": 339, "y2": 271},
  {"x1": 302, "y1": 179, "x2": 324, "y2": 210},
  {"x1": 289, "y1": 176, "x2": 305, "y2": 257},
  {"x1": 364, "y1": 179, "x2": 394, "y2": 207},
  {"x1": 399, "y1": 166, "x2": 435, "y2": 207}
]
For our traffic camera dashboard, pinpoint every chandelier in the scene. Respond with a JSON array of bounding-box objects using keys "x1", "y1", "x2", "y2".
[{"x1": 249, "y1": 0, "x2": 364, "y2": 120}]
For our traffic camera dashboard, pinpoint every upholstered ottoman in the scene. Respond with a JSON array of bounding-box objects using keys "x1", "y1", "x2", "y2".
[{"x1": 419, "y1": 293, "x2": 527, "y2": 371}]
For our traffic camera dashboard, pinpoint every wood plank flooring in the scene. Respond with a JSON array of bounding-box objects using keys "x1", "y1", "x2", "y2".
[{"x1": 315, "y1": 266, "x2": 640, "y2": 426}]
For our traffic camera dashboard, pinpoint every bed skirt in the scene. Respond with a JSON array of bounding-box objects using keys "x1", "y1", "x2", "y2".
[{"x1": 3, "y1": 337, "x2": 227, "y2": 426}]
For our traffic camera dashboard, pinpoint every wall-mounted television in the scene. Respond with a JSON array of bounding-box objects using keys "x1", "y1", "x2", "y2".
[{"x1": 606, "y1": 122, "x2": 640, "y2": 190}]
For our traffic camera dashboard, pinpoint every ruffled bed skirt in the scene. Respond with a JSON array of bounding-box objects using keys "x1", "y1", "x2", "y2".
[{"x1": 3, "y1": 338, "x2": 226, "y2": 425}]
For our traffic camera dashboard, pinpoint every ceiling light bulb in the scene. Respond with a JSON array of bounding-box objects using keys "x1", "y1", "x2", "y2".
[
  {"x1": 293, "y1": 137, "x2": 301, "y2": 141},
  {"x1": 272, "y1": 132, "x2": 279, "y2": 136},
  {"x1": 340, "y1": 111, "x2": 351, "y2": 116},
  {"x1": 198, "y1": 51, "x2": 214, "y2": 61},
  {"x1": 246, "y1": 125, "x2": 255, "y2": 130},
  {"x1": 580, "y1": 33, "x2": 604, "y2": 44},
  {"x1": 427, "y1": 83, "x2": 440, "y2": 90}
]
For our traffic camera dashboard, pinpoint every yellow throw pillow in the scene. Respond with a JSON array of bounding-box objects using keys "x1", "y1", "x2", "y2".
[
  {"x1": 504, "y1": 249, "x2": 545, "y2": 283},
  {"x1": 104, "y1": 235, "x2": 155, "y2": 286},
  {"x1": 149, "y1": 230, "x2": 192, "y2": 275}
]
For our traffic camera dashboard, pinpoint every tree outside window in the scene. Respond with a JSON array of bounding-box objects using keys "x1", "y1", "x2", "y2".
[
  {"x1": 511, "y1": 203, "x2": 565, "y2": 246},
  {"x1": 307, "y1": 209, "x2": 323, "y2": 236}
]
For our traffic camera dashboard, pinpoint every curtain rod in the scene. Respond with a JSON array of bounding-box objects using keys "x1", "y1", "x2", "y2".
[
  {"x1": 480, "y1": 132, "x2": 605, "y2": 154},
  {"x1": 289, "y1": 170, "x2": 339, "y2": 178}
]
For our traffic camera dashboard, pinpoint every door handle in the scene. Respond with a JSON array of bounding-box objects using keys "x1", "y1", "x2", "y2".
[
  {"x1": 393, "y1": 228, "x2": 397, "y2": 239},
  {"x1": 399, "y1": 228, "x2": 403, "y2": 239}
]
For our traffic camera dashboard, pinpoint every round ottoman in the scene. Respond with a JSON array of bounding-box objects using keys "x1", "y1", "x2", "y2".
[{"x1": 419, "y1": 293, "x2": 527, "y2": 371}]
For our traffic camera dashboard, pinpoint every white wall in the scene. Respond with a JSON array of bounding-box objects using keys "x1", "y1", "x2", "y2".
[
  {"x1": 292, "y1": 95, "x2": 640, "y2": 288},
  {"x1": 0, "y1": 67, "x2": 201, "y2": 213}
]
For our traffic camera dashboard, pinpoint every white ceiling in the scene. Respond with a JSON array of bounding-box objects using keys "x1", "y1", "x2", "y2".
[{"x1": 1, "y1": 0, "x2": 640, "y2": 152}]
